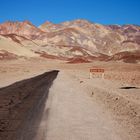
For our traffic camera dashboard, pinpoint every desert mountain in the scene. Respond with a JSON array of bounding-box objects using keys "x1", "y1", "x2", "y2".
[
  {"x1": 0, "y1": 21, "x2": 46, "y2": 39},
  {"x1": 0, "y1": 19, "x2": 140, "y2": 63}
]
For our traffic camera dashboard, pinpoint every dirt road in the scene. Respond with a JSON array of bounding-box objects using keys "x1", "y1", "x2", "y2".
[
  {"x1": 0, "y1": 65, "x2": 139, "y2": 140},
  {"x1": 32, "y1": 71, "x2": 130, "y2": 140}
]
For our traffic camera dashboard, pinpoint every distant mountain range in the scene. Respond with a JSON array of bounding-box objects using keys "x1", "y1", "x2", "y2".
[{"x1": 0, "y1": 19, "x2": 140, "y2": 63}]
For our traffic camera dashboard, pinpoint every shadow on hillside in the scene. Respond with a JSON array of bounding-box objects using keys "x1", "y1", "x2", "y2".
[{"x1": 0, "y1": 70, "x2": 59, "y2": 140}]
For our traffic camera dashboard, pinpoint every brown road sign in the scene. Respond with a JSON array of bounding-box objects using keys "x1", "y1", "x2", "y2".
[{"x1": 90, "y1": 68, "x2": 104, "y2": 73}]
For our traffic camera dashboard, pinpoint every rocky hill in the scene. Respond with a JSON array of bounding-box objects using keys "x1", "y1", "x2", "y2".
[{"x1": 0, "y1": 19, "x2": 139, "y2": 63}]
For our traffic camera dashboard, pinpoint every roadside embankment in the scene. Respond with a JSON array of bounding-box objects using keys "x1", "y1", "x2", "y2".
[{"x1": 0, "y1": 70, "x2": 59, "y2": 140}]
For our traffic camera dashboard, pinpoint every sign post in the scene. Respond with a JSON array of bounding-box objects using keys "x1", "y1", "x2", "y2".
[{"x1": 89, "y1": 68, "x2": 105, "y2": 79}]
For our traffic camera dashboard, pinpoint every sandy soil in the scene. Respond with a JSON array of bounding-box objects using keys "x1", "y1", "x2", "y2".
[{"x1": 0, "y1": 58, "x2": 140, "y2": 140}]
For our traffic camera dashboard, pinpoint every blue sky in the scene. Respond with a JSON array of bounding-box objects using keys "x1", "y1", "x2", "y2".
[{"x1": 0, "y1": 0, "x2": 140, "y2": 26}]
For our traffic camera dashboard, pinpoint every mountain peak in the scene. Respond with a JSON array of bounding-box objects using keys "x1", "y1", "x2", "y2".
[
  {"x1": 0, "y1": 20, "x2": 35, "y2": 27},
  {"x1": 40, "y1": 21, "x2": 56, "y2": 27},
  {"x1": 44, "y1": 21, "x2": 55, "y2": 24},
  {"x1": 0, "y1": 20, "x2": 44, "y2": 39},
  {"x1": 61, "y1": 19, "x2": 93, "y2": 26},
  {"x1": 22, "y1": 20, "x2": 34, "y2": 26},
  {"x1": 72, "y1": 19, "x2": 92, "y2": 23},
  {"x1": 39, "y1": 21, "x2": 62, "y2": 32}
]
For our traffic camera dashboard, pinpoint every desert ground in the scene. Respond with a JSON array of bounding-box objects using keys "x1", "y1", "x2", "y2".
[{"x1": 0, "y1": 58, "x2": 140, "y2": 140}]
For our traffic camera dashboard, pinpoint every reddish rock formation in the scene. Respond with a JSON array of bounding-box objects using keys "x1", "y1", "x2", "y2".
[
  {"x1": 107, "y1": 50, "x2": 140, "y2": 63},
  {"x1": 0, "y1": 50, "x2": 17, "y2": 60},
  {"x1": 0, "y1": 19, "x2": 140, "y2": 62},
  {"x1": 67, "y1": 57, "x2": 91, "y2": 63},
  {"x1": 0, "y1": 21, "x2": 46, "y2": 39}
]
